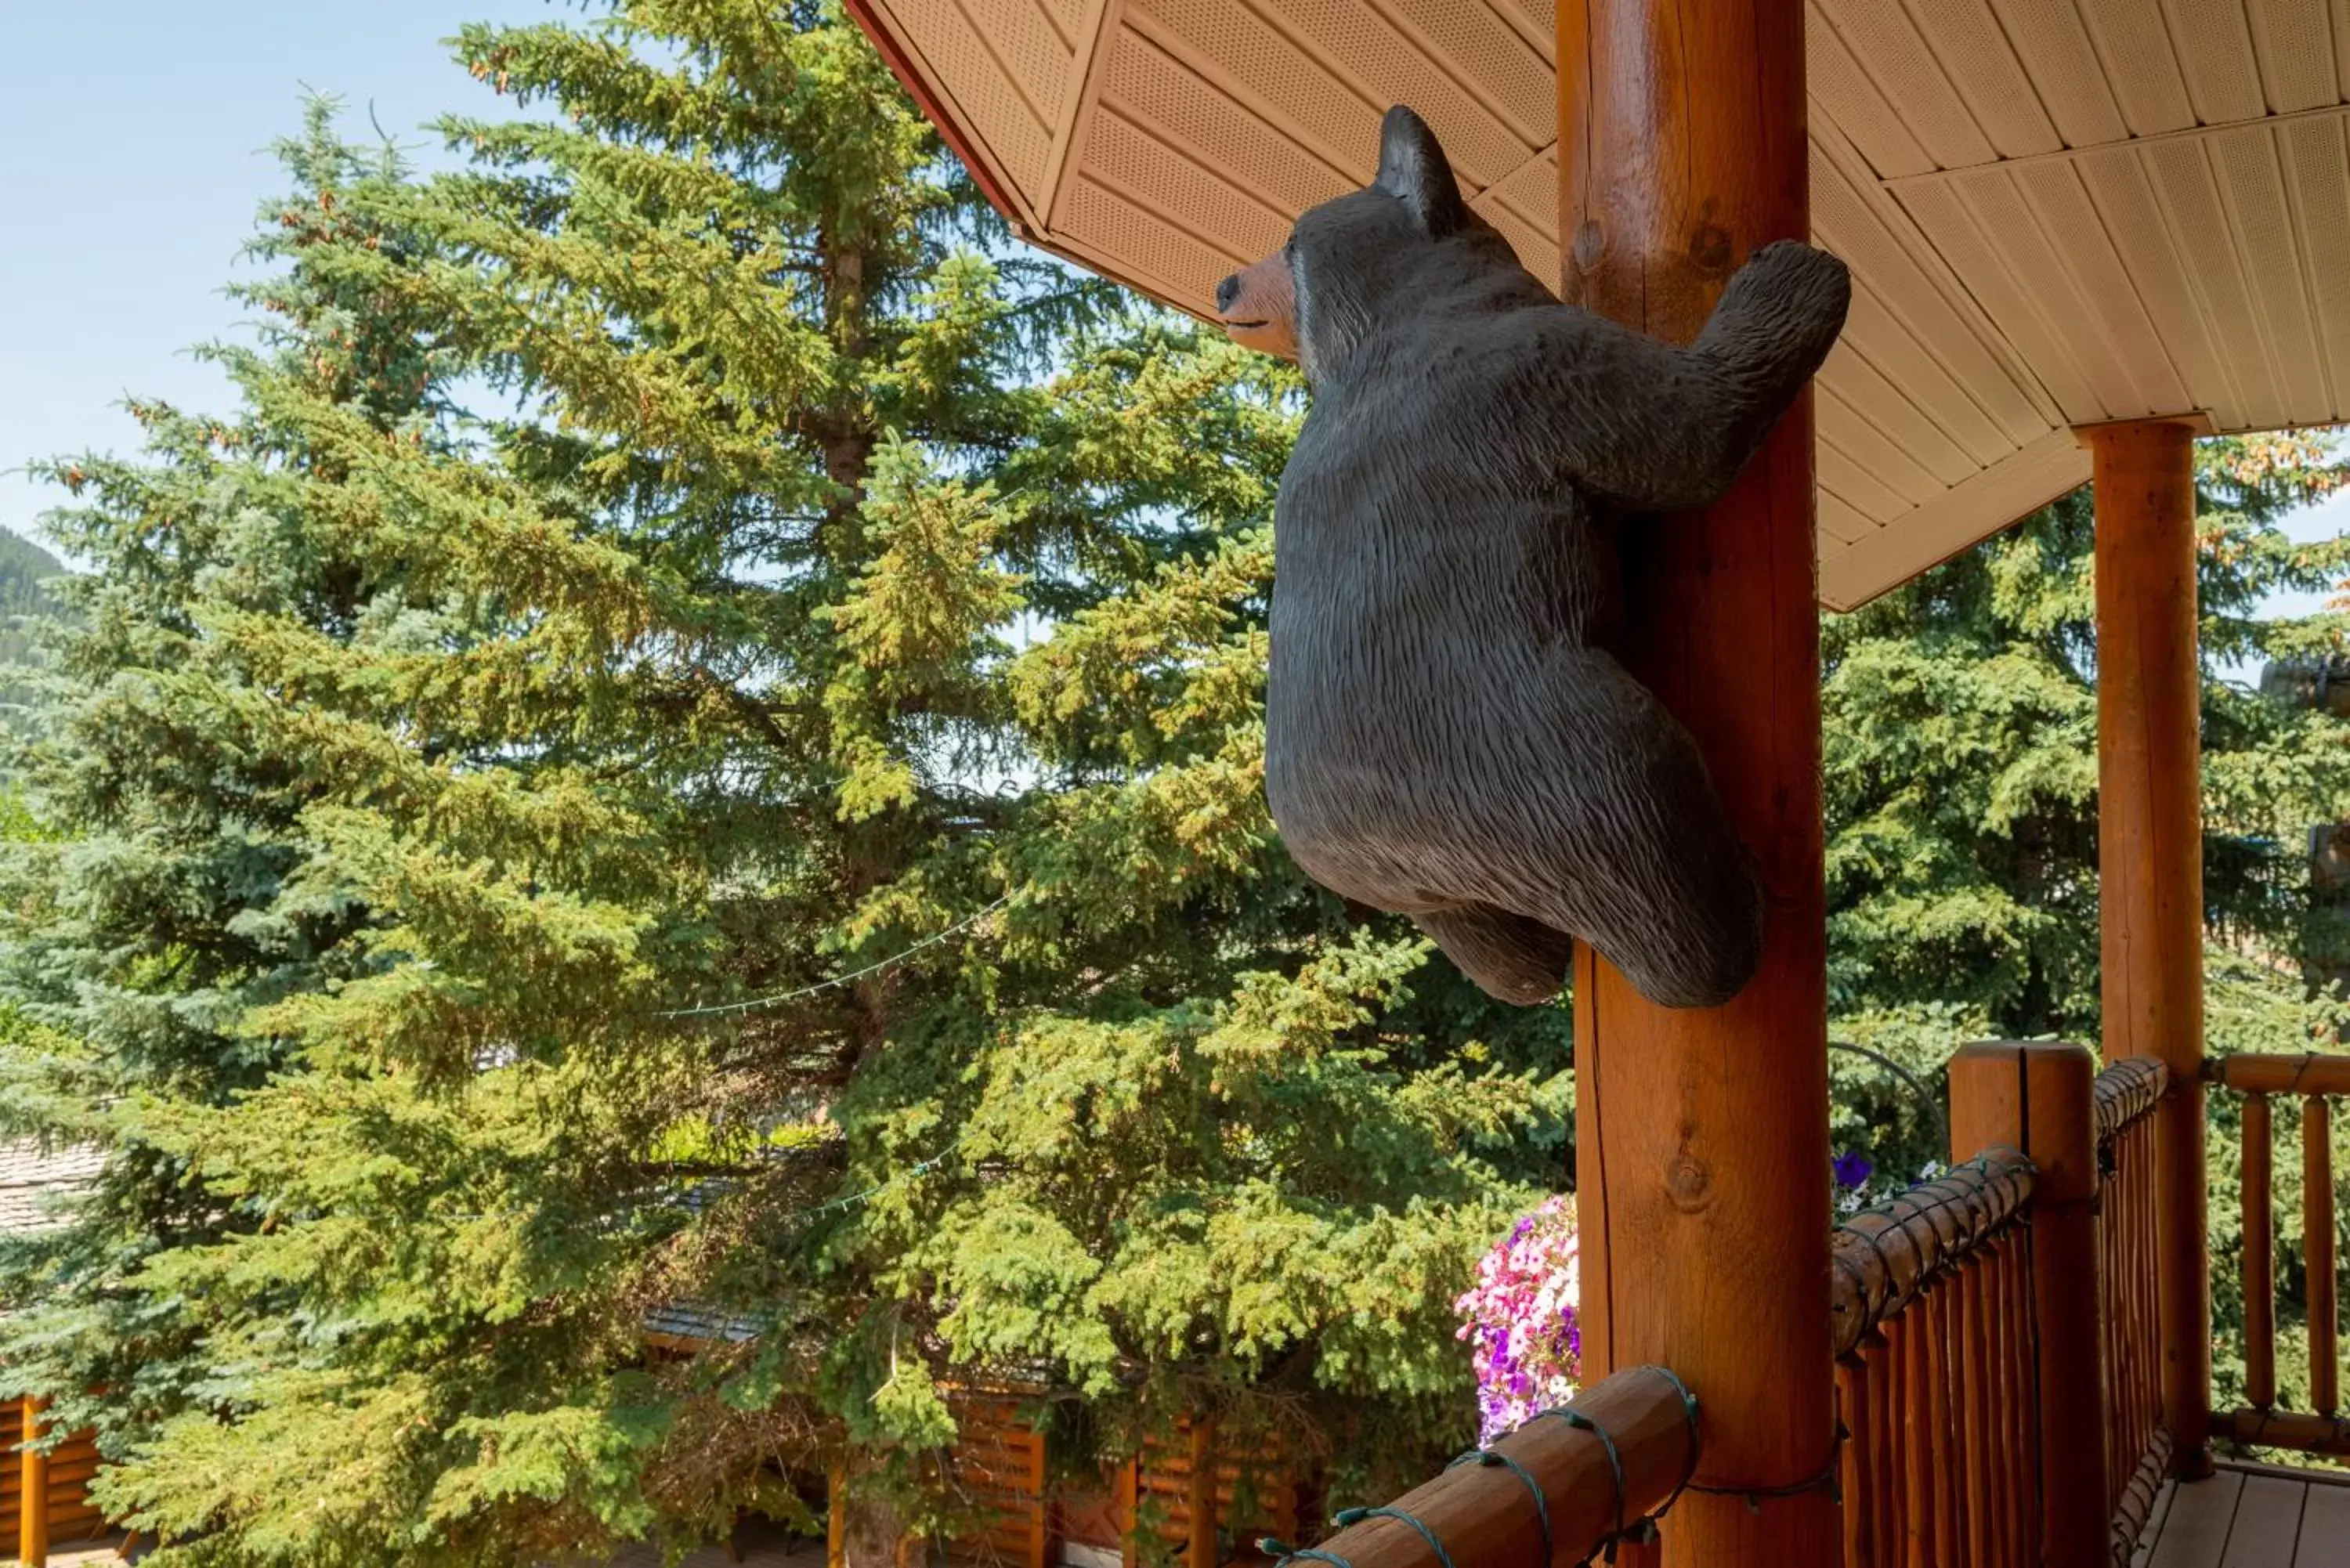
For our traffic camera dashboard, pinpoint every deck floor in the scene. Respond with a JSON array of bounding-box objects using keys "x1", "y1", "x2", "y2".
[{"x1": 2134, "y1": 1462, "x2": 2350, "y2": 1567}]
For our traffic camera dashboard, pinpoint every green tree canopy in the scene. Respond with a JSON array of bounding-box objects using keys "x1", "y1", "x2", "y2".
[
  {"x1": 0, "y1": 5, "x2": 1559, "y2": 1564},
  {"x1": 1819, "y1": 432, "x2": 2350, "y2": 1202}
]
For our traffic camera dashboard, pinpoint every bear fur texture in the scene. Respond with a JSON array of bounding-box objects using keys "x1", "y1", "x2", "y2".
[{"x1": 1250, "y1": 105, "x2": 1850, "y2": 1009}]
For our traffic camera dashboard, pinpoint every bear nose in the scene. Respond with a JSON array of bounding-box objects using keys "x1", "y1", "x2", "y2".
[{"x1": 1215, "y1": 273, "x2": 1241, "y2": 313}]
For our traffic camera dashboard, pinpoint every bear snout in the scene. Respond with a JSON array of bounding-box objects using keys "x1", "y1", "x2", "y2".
[{"x1": 1216, "y1": 248, "x2": 1299, "y2": 362}]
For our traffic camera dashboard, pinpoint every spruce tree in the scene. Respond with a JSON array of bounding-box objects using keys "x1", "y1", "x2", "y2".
[
  {"x1": 1817, "y1": 433, "x2": 2350, "y2": 1219},
  {"x1": 1, "y1": 5, "x2": 1556, "y2": 1563}
]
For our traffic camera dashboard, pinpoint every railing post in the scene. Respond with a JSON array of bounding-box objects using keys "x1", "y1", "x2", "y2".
[
  {"x1": 1950, "y1": 1042, "x2": 2106, "y2": 1568},
  {"x1": 19, "y1": 1394, "x2": 47, "y2": 1568}
]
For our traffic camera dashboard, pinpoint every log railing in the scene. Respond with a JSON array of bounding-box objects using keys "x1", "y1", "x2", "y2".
[
  {"x1": 1252, "y1": 1366, "x2": 1699, "y2": 1568},
  {"x1": 2206, "y1": 1051, "x2": 2350, "y2": 1458},
  {"x1": 1828, "y1": 1148, "x2": 2037, "y2": 1568},
  {"x1": 2093, "y1": 1057, "x2": 2170, "y2": 1563}
]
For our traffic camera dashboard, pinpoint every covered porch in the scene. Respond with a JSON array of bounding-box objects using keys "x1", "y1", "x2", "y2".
[{"x1": 841, "y1": 0, "x2": 2350, "y2": 1564}]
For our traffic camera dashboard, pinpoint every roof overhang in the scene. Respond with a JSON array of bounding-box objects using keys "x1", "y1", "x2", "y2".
[{"x1": 846, "y1": 0, "x2": 2350, "y2": 609}]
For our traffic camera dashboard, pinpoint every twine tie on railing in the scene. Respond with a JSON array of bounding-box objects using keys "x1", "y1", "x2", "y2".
[
  {"x1": 1444, "y1": 1447, "x2": 1551, "y2": 1563},
  {"x1": 1255, "y1": 1542, "x2": 1351, "y2": 1568},
  {"x1": 1327, "y1": 1508, "x2": 1457, "y2": 1568},
  {"x1": 1531, "y1": 1407, "x2": 1628, "y2": 1561},
  {"x1": 1264, "y1": 1370, "x2": 1699, "y2": 1568}
]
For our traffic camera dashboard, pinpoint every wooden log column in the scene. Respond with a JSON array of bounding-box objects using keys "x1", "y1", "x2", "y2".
[
  {"x1": 2087, "y1": 418, "x2": 2211, "y2": 1473},
  {"x1": 20, "y1": 1395, "x2": 47, "y2": 1568},
  {"x1": 1557, "y1": 2, "x2": 1836, "y2": 1563}
]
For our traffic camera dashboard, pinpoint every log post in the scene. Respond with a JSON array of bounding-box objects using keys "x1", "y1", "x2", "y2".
[
  {"x1": 1948, "y1": 1041, "x2": 2106, "y2": 1568},
  {"x1": 19, "y1": 1395, "x2": 46, "y2": 1568},
  {"x1": 1557, "y1": 2, "x2": 1834, "y2": 1563},
  {"x1": 1186, "y1": 1418, "x2": 1217, "y2": 1568},
  {"x1": 2085, "y1": 418, "x2": 2211, "y2": 1472},
  {"x1": 827, "y1": 1462, "x2": 847, "y2": 1568}
]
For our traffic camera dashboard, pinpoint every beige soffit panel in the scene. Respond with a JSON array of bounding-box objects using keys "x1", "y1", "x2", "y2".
[
  {"x1": 1819, "y1": 428, "x2": 2094, "y2": 612},
  {"x1": 852, "y1": 0, "x2": 2350, "y2": 612}
]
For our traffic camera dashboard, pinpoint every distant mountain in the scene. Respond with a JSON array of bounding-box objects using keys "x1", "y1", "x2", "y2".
[
  {"x1": 0, "y1": 531, "x2": 65, "y2": 732},
  {"x1": 0, "y1": 529, "x2": 62, "y2": 614}
]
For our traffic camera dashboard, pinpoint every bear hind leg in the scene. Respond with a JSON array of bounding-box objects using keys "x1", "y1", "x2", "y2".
[{"x1": 1413, "y1": 904, "x2": 1573, "y2": 1005}]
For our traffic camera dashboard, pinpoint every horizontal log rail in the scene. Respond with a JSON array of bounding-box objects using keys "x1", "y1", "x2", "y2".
[
  {"x1": 1830, "y1": 1148, "x2": 2037, "y2": 1568},
  {"x1": 2094, "y1": 1057, "x2": 2167, "y2": 1143},
  {"x1": 2204, "y1": 1052, "x2": 2350, "y2": 1097},
  {"x1": 2211, "y1": 1407, "x2": 2350, "y2": 1457},
  {"x1": 1830, "y1": 1149, "x2": 2035, "y2": 1354},
  {"x1": 1260, "y1": 1367, "x2": 1700, "y2": 1568},
  {"x1": 2205, "y1": 1050, "x2": 2348, "y2": 1464}
]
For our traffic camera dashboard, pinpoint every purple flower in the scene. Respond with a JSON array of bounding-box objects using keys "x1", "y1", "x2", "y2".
[{"x1": 1831, "y1": 1151, "x2": 1874, "y2": 1190}]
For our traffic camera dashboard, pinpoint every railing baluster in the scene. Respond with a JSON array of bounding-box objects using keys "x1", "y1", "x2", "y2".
[
  {"x1": 1960, "y1": 1258, "x2": 1994, "y2": 1567},
  {"x1": 1905, "y1": 1286, "x2": 1937, "y2": 1568},
  {"x1": 1877, "y1": 1322, "x2": 1905, "y2": 1568},
  {"x1": 1839, "y1": 1349, "x2": 1872, "y2": 1568},
  {"x1": 2308, "y1": 1096, "x2": 2338, "y2": 1417},
  {"x1": 1989, "y1": 1234, "x2": 2019, "y2": 1568},
  {"x1": 2100, "y1": 1148, "x2": 2120, "y2": 1497},
  {"x1": 1943, "y1": 1267, "x2": 1969, "y2": 1568},
  {"x1": 2245, "y1": 1092, "x2": 2276, "y2": 1409}
]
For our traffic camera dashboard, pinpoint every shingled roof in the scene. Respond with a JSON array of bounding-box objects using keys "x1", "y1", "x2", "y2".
[{"x1": 0, "y1": 1140, "x2": 102, "y2": 1234}]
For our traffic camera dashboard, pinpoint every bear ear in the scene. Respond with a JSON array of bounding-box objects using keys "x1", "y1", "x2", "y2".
[{"x1": 1374, "y1": 105, "x2": 1467, "y2": 237}]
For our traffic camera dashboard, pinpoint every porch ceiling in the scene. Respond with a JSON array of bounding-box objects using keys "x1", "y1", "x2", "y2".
[{"x1": 845, "y1": 0, "x2": 2350, "y2": 609}]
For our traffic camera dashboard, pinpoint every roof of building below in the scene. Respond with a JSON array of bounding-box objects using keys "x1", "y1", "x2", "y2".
[
  {"x1": 846, "y1": 0, "x2": 2350, "y2": 609},
  {"x1": 0, "y1": 1140, "x2": 103, "y2": 1234}
]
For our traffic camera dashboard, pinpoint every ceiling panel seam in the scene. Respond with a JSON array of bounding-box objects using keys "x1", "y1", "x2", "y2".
[
  {"x1": 1880, "y1": 100, "x2": 2350, "y2": 186},
  {"x1": 1892, "y1": 0, "x2": 2064, "y2": 159},
  {"x1": 1043, "y1": 0, "x2": 1123, "y2": 229},
  {"x1": 2269, "y1": 120, "x2": 2347, "y2": 420},
  {"x1": 2011, "y1": 157, "x2": 2193, "y2": 412},
  {"x1": 1114, "y1": 5, "x2": 1373, "y2": 186},
  {"x1": 1814, "y1": 117, "x2": 2066, "y2": 431},
  {"x1": 2139, "y1": 138, "x2": 2289, "y2": 425}
]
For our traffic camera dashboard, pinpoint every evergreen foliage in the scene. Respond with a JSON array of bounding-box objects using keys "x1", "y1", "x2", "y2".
[
  {"x1": 9, "y1": 0, "x2": 2350, "y2": 1557},
  {"x1": 0, "y1": 5, "x2": 1557, "y2": 1563},
  {"x1": 1816, "y1": 434, "x2": 2350, "y2": 1419}
]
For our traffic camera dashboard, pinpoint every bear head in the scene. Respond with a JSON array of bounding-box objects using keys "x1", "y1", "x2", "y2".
[{"x1": 1216, "y1": 106, "x2": 1538, "y2": 383}]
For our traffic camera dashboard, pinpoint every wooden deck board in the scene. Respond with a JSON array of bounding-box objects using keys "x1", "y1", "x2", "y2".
[
  {"x1": 2223, "y1": 1476, "x2": 2310, "y2": 1566},
  {"x1": 2295, "y1": 1484, "x2": 2350, "y2": 1568},
  {"x1": 2152, "y1": 1472, "x2": 2249, "y2": 1567},
  {"x1": 2133, "y1": 1462, "x2": 2350, "y2": 1568}
]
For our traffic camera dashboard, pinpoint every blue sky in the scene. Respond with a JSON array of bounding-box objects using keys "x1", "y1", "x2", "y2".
[
  {"x1": 2, "y1": 2, "x2": 2345, "y2": 622},
  {"x1": 0, "y1": 1, "x2": 562, "y2": 547}
]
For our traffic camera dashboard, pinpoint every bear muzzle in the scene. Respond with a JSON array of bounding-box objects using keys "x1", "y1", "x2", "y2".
[{"x1": 1216, "y1": 249, "x2": 1299, "y2": 362}]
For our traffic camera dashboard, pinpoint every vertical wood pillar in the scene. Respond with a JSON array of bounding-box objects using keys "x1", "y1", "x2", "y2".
[
  {"x1": 828, "y1": 1461, "x2": 848, "y2": 1568},
  {"x1": 19, "y1": 1396, "x2": 46, "y2": 1568},
  {"x1": 1949, "y1": 1042, "x2": 2106, "y2": 1568},
  {"x1": 1185, "y1": 1418, "x2": 1218, "y2": 1568},
  {"x1": 2086, "y1": 419, "x2": 2211, "y2": 1472},
  {"x1": 1557, "y1": 3, "x2": 1835, "y2": 1564}
]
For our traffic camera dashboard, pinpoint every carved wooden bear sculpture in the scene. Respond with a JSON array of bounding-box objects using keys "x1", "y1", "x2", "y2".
[{"x1": 1222, "y1": 106, "x2": 1849, "y2": 1009}]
